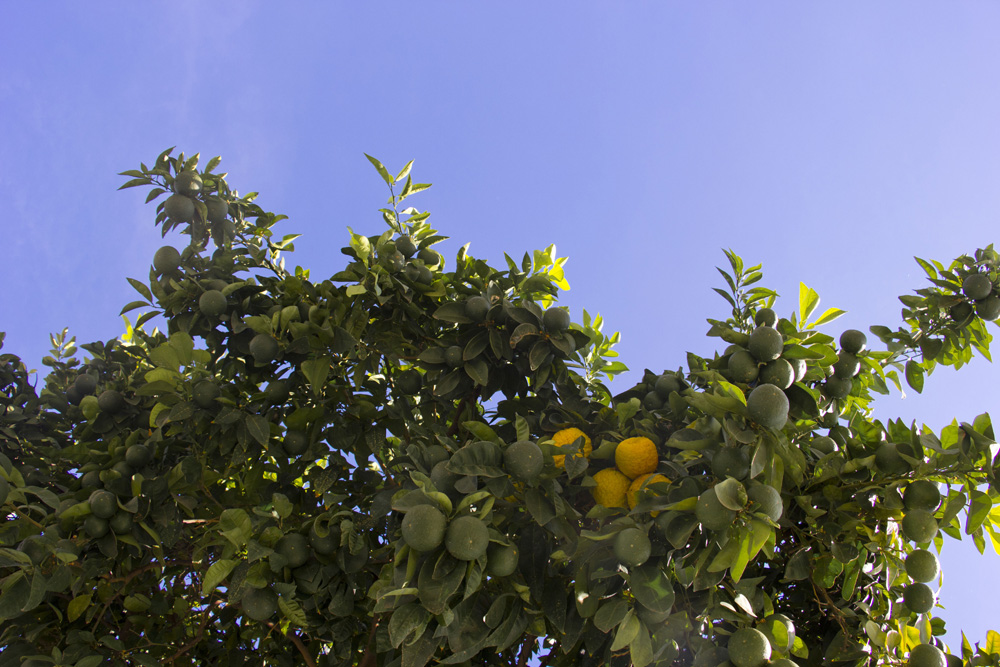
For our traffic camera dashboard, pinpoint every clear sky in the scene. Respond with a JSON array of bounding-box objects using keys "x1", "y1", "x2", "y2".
[{"x1": 3, "y1": 1, "x2": 1000, "y2": 650}]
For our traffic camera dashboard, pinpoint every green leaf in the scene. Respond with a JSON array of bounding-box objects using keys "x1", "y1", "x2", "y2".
[
  {"x1": 799, "y1": 283, "x2": 820, "y2": 326},
  {"x1": 395, "y1": 159, "x2": 414, "y2": 184},
  {"x1": 986, "y1": 630, "x2": 1000, "y2": 656},
  {"x1": 301, "y1": 357, "x2": 331, "y2": 397},
  {"x1": 464, "y1": 358, "x2": 488, "y2": 386},
  {"x1": 714, "y1": 477, "x2": 747, "y2": 511},
  {"x1": 364, "y1": 154, "x2": 394, "y2": 187},
  {"x1": 127, "y1": 277, "x2": 154, "y2": 302},
  {"x1": 610, "y1": 611, "x2": 640, "y2": 652},
  {"x1": 630, "y1": 624, "x2": 654, "y2": 667},
  {"x1": 202, "y1": 559, "x2": 237, "y2": 595},
  {"x1": 279, "y1": 596, "x2": 308, "y2": 627},
  {"x1": 812, "y1": 307, "x2": 846, "y2": 327},
  {"x1": 67, "y1": 592, "x2": 92, "y2": 622},
  {"x1": 905, "y1": 360, "x2": 925, "y2": 394},
  {"x1": 246, "y1": 414, "x2": 270, "y2": 447}
]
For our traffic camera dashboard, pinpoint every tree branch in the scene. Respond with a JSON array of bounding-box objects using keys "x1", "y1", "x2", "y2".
[{"x1": 357, "y1": 618, "x2": 380, "y2": 667}]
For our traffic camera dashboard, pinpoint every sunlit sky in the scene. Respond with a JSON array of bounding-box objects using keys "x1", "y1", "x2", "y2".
[{"x1": 3, "y1": 2, "x2": 1000, "y2": 649}]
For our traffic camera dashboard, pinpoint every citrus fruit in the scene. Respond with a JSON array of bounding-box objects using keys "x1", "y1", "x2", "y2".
[
  {"x1": 908, "y1": 644, "x2": 946, "y2": 667},
  {"x1": 761, "y1": 613, "x2": 795, "y2": 653},
  {"x1": 308, "y1": 522, "x2": 340, "y2": 556},
  {"x1": 83, "y1": 515, "x2": 109, "y2": 538},
  {"x1": 976, "y1": 295, "x2": 1000, "y2": 320},
  {"x1": 396, "y1": 369, "x2": 422, "y2": 394},
  {"x1": 901, "y1": 510, "x2": 938, "y2": 543},
  {"x1": 109, "y1": 511, "x2": 134, "y2": 535},
  {"x1": 728, "y1": 627, "x2": 772, "y2": 667},
  {"x1": 73, "y1": 373, "x2": 98, "y2": 396},
  {"x1": 88, "y1": 489, "x2": 117, "y2": 520},
  {"x1": 695, "y1": 487, "x2": 736, "y2": 531},
  {"x1": 903, "y1": 480, "x2": 941, "y2": 512},
  {"x1": 276, "y1": 533, "x2": 311, "y2": 568},
  {"x1": 962, "y1": 273, "x2": 992, "y2": 300},
  {"x1": 401, "y1": 504, "x2": 447, "y2": 552},
  {"x1": 97, "y1": 389, "x2": 125, "y2": 414},
  {"x1": 486, "y1": 542, "x2": 519, "y2": 577},
  {"x1": 654, "y1": 374, "x2": 682, "y2": 398},
  {"x1": 423, "y1": 445, "x2": 450, "y2": 468},
  {"x1": 712, "y1": 446, "x2": 749, "y2": 480},
  {"x1": 164, "y1": 193, "x2": 196, "y2": 223},
  {"x1": 840, "y1": 329, "x2": 867, "y2": 354},
  {"x1": 112, "y1": 461, "x2": 133, "y2": 479},
  {"x1": 875, "y1": 442, "x2": 910, "y2": 476},
  {"x1": 748, "y1": 326, "x2": 784, "y2": 362},
  {"x1": 590, "y1": 468, "x2": 631, "y2": 508},
  {"x1": 445, "y1": 515, "x2": 489, "y2": 561},
  {"x1": 950, "y1": 301, "x2": 974, "y2": 326},
  {"x1": 822, "y1": 376, "x2": 852, "y2": 400},
  {"x1": 614, "y1": 436, "x2": 658, "y2": 479},
  {"x1": 444, "y1": 345, "x2": 464, "y2": 368},
  {"x1": 748, "y1": 483, "x2": 783, "y2": 522},
  {"x1": 746, "y1": 384, "x2": 789, "y2": 430},
  {"x1": 627, "y1": 472, "x2": 670, "y2": 510},
  {"x1": 771, "y1": 660, "x2": 799, "y2": 667},
  {"x1": 283, "y1": 431, "x2": 310, "y2": 456},
  {"x1": 754, "y1": 308, "x2": 777, "y2": 327},
  {"x1": 812, "y1": 436, "x2": 836, "y2": 454},
  {"x1": 264, "y1": 379, "x2": 290, "y2": 404},
  {"x1": 789, "y1": 357, "x2": 807, "y2": 382},
  {"x1": 498, "y1": 440, "x2": 540, "y2": 482},
  {"x1": 80, "y1": 470, "x2": 101, "y2": 488},
  {"x1": 551, "y1": 428, "x2": 592, "y2": 469},
  {"x1": 242, "y1": 587, "x2": 278, "y2": 622},
  {"x1": 542, "y1": 307, "x2": 570, "y2": 332},
  {"x1": 833, "y1": 352, "x2": 861, "y2": 379},
  {"x1": 728, "y1": 350, "x2": 760, "y2": 383},
  {"x1": 125, "y1": 444, "x2": 151, "y2": 469},
  {"x1": 613, "y1": 527, "x2": 651, "y2": 567},
  {"x1": 760, "y1": 358, "x2": 794, "y2": 389},
  {"x1": 430, "y1": 460, "x2": 459, "y2": 493},
  {"x1": 249, "y1": 334, "x2": 279, "y2": 363},
  {"x1": 172, "y1": 170, "x2": 203, "y2": 196},
  {"x1": 153, "y1": 246, "x2": 182, "y2": 274},
  {"x1": 465, "y1": 296, "x2": 490, "y2": 321},
  {"x1": 199, "y1": 290, "x2": 227, "y2": 317},
  {"x1": 193, "y1": 380, "x2": 220, "y2": 409},
  {"x1": 417, "y1": 247, "x2": 440, "y2": 267},
  {"x1": 396, "y1": 235, "x2": 417, "y2": 258},
  {"x1": 205, "y1": 196, "x2": 228, "y2": 223},
  {"x1": 905, "y1": 548, "x2": 940, "y2": 582},
  {"x1": 641, "y1": 391, "x2": 662, "y2": 411},
  {"x1": 903, "y1": 582, "x2": 935, "y2": 613}
]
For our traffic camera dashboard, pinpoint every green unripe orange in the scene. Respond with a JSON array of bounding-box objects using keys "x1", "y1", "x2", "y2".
[
  {"x1": 153, "y1": 246, "x2": 181, "y2": 274},
  {"x1": 401, "y1": 504, "x2": 448, "y2": 553},
  {"x1": 249, "y1": 334, "x2": 279, "y2": 363},
  {"x1": 542, "y1": 307, "x2": 571, "y2": 332},
  {"x1": 746, "y1": 384, "x2": 789, "y2": 430},
  {"x1": 276, "y1": 533, "x2": 311, "y2": 568},
  {"x1": 445, "y1": 515, "x2": 489, "y2": 561},
  {"x1": 748, "y1": 326, "x2": 783, "y2": 362},
  {"x1": 199, "y1": 290, "x2": 228, "y2": 317},
  {"x1": 172, "y1": 170, "x2": 203, "y2": 196},
  {"x1": 613, "y1": 527, "x2": 651, "y2": 568},
  {"x1": 962, "y1": 273, "x2": 992, "y2": 300},
  {"x1": 164, "y1": 194, "x2": 196, "y2": 222}
]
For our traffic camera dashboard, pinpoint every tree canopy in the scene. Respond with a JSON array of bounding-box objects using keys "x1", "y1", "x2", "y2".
[{"x1": 2, "y1": 149, "x2": 1000, "y2": 667}]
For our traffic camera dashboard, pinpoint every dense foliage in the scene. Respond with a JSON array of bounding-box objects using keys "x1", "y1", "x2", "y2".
[{"x1": 3, "y1": 149, "x2": 1000, "y2": 667}]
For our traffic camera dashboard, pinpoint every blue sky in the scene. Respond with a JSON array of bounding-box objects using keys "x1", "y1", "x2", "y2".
[{"x1": 3, "y1": 1, "x2": 1000, "y2": 649}]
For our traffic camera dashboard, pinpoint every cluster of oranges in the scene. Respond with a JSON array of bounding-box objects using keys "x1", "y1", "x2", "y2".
[{"x1": 549, "y1": 428, "x2": 668, "y2": 511}]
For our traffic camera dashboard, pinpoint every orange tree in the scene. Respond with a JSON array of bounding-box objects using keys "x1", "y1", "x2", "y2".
[{"x1": 2, "y1": 148, "x2": 1000, "y2": 667}]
